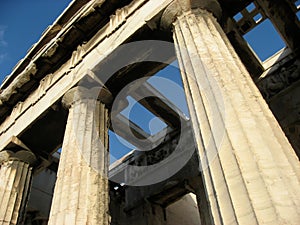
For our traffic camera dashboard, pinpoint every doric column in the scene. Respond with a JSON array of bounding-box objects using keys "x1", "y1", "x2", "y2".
[
  {"x1": 0, "y1": 149, "x2": 36, "y2": 225},
  {"x1": 161, "y1": 0, "x2": 300, "y2": 224},
  {"x1": 48, "y1": 86, "x2": 112, "y2": 225}
]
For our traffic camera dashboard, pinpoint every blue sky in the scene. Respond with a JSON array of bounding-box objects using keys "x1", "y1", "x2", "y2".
[
  {"x1": 0, "y1": 0, "x2": 72, "y2": 81},
  {"x1": 0, "y1": 1, "x2": 288, "y2": 162},
  {"x1": 0, "y1": 1, "x2": 289, "y2": 82}
]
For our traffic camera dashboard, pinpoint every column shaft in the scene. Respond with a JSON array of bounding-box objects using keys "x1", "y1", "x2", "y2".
[
  {"x1": 174, "y1": 9, "x2": 300, "y2": 225},
  {"x1": 0, "y1": 160, "x2": 33, "y2": 225},
  {"x1": 48, "y1": 88, "x2": 110, "y2": 225}
]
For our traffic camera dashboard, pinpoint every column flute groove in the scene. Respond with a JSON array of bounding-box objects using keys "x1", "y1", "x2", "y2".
[
  {"x1": 199, "y1": 12, "x2": 292, "y2": 218},
  {"x1": 209, "y1": 13, "x2": 300, "y2": 210},
  {"x1": 48, "y1": 86, "x2": 112, "y2": 225},
  {"x1": 161, "y1": 0, "x2": 300, "y2": 224},
  {"x1": 193, "y1": 10, "x2": 287, "y2": 213},
  {"x1": 221, "y1": 21, "x2": 300, "y2": 183},
  {"x1": 213, "y1": 10, "x2": 300, "y2": 209},
  {"x1": 174, "y1": 20, "x2": 226, "y2": 225},
  {"x1": 0, "y1": 150, "x2": 36, "y2": 225},
  {"x1": 175, "y1": 12, "x2": 259, "y2": 225}
]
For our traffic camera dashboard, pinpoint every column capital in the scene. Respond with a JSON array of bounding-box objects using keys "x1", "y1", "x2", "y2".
[
  {"x1": 0, "y1": 150, "x2": 36, "y2": 165},
  {"x1": 62, "y1": 86, "x2": 113, "y2": 109},
  {"x1": 160, "y1": 0, "x2": 222, "y2": 30}
]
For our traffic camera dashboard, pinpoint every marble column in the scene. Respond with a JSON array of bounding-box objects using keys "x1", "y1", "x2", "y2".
[
  {"x1": 48, "y1": 86, "x2": 112, "y2": 225},
  {"x1": 0, "y1": 150, "x2": 36, "y2": 225},
  {"x1": 161, "y1": 0, "x2": 300, "y2": 224}
]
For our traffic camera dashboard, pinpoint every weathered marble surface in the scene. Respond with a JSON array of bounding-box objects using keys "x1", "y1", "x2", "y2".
[{"x1": 162, "y1": 0, "x2": 300, "y2": 224}]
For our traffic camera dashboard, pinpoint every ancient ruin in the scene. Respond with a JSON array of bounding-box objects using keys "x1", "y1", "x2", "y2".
[{"x1": 0, "y1": 0, "x2": 300, "y2": 224}]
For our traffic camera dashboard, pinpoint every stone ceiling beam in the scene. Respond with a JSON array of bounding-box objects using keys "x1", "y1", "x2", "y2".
[
  {"x1": 110, "y1": 114, "x2": 152, "y2": 150},
  {"x1": 131, "y1": 82, "x2": 188, "y2": 129},
  {"x1": 0, "y1": 0, "x2": 174, "y2": 153},
  {"x1": 256, "y1": 0, "x2": 300, "y2": 53}
]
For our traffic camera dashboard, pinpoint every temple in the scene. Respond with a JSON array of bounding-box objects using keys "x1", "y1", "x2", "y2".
[{"x1": 0, "y1": 0, "x2": 300, "y2": 224}]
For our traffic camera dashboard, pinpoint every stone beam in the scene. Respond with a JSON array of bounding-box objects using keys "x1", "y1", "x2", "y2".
[
  {"x1": 0, "y1": 0, "x2": 174, "y2": 154},
  {"x1": 256, "y1": 0, "x2": 300, "y2": 52},
  {"x1": 131, "y1": 82, "x2": 188, "y2": 129},
  {"x1": 0, "y1": 0, "x2": 137, "y2": 116},
  {"x1": 111, "y1": 114, "x2": 153, "y2": 149}
]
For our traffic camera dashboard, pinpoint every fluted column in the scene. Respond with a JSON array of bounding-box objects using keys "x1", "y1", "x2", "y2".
[
  {"x1": 48, "y1": 86, "x2": 112, "y2": 225},
  {"x1": 161, "y1": 0, "x2": 300, "y2": 224},
  {"x1": 0, "y1": 150, "x2": 36, "y2": 225}
]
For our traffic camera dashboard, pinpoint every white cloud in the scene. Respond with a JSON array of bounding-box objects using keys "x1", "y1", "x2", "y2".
[
  {"x1": 0, "y1": 26, "x2": 8, "y2": 64},
  {"x1": 0, "y1": 26, "x2": 7, "y2": 47},
  {"x1": 0, "y1": 53, "x2": 7, "y2": 63}
]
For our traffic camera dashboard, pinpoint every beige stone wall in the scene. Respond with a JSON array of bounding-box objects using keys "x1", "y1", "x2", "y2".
[{"x1": 166, "y1": 194, "x2": 200, "y2": 225}]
